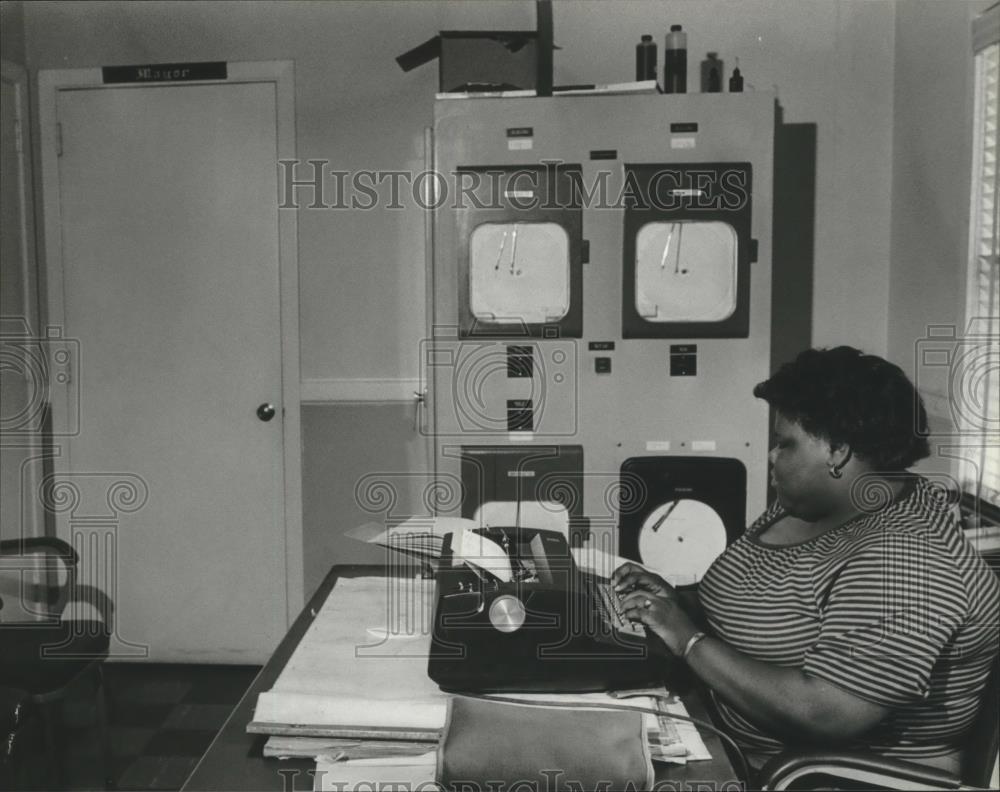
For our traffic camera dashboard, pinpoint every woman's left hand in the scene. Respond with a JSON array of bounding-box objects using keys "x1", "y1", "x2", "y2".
[{"x1": 620, "y1": 588, "x2": 698, "y2": 657}]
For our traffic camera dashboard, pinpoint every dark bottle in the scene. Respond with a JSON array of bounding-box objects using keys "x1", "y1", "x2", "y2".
[
  {"x1": 701, "y1": 52, "x2": 723, "y2": 93},
  {"x1": 729, "y1": 60, "x2": 744, "y2": 92},
  {"x1": 664, "y1": 24, "x2": 687, "y2": 93},
  {"x1": 635, "y1": 35, "x2": 657, "y2": 82}
]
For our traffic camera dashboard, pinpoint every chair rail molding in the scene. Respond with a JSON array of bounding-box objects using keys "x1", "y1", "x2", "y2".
[{"x1": 301, "y1": 378, "x2": 422, "y2": 403}]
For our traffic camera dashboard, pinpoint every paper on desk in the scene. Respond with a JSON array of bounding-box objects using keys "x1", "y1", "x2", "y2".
[
  {"x1": 660, "y1": 698, "x2": 712, "y2": 762},
  {"x1": 313, "y1": 752, "x2": 436, "y2": 791},
  {"x1": 264, "y1": 735, "x2": 433, "y2": 760},
  {"x1": 251, "y1": 577, "x2": 449, "y2": 736},
  {"x1": 343, "y1": 751, "x2": 437, "y2": 767}
]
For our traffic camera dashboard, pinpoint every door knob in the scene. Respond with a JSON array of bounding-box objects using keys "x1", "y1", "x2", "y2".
[{"x1": 257, "y1": 403, "x2": 276, "y2": 422}]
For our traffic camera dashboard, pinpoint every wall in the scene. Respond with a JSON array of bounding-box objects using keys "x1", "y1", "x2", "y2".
[
  {"x1": 22, "y1": 0, "x2": 897, "y2": 366},
  {"x1": 21, "y1": 0, "x2": 899, "y2": 595},
  {"x1": 887, "y1": 0, "x2": 988, "y2": 475},
  {"x1": 557, "y1": 0, "x2": 896, "y2": 354},
  {"x1": 1, "y1": 0, "x2": 25, "y2": 65},
  {"x1": 1, "y1": 0, "x2": 39, "y2": 563},
  {"x1": 0, "y1": 2, "x2": 31, "y2": 552}
]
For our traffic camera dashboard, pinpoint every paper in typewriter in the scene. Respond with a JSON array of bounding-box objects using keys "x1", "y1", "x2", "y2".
[{"x1": 347, "y1": 516, "x2": 477, "y2": 561}]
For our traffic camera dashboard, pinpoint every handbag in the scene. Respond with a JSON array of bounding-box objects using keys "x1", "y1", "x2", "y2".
[{"x1": 437, "y1": 695, "x2": 654, "y2": 791}]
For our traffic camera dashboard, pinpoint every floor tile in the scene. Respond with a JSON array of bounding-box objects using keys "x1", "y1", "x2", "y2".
[
  {"x1": 109, "y1": 699, "x2": 175, "y2": 727},
  {"x1": 109, "y1": 724, "x2": 157, "y2": 757},
  {"x1": 163, "y1": 702, "x2": 234, "y2": 731},
  {"x1": 185, "y1": 668, "x2": 257, "y2": 704},
  {"x1": 63, "y1": 738, "x2": 109, "y2": 791},
  {"x1": 62, "y1": 693, "x2": 100, "y2": 728},
  {"x1": 142, "y1": 728, "x2": 218, "y2": 757},
  {"x1": 111, "y1": 757, "x2": 135, "y2": 785},
  {"x1": 117, "y1": 755, "x2": 200, "y2": 791},
  {"x1": 55, "y1": 663, "x2": 261, "y2": 790},
  {"x1": 63, "y1": 723, "x2": 101, "y2": 752},
  {"x1": 115, "y1": 678, "x2": 192, "y2": 705}
]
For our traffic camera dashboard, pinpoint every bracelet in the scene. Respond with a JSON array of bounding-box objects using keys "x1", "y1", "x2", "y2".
[{"x1": 682, "y1": 631, "x2": 708, "y2": 660}]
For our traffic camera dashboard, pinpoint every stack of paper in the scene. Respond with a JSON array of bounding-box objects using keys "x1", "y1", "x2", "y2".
[
  {"x1": 249, "y1": 576, "x2": 448, "y2": 739},
  {"x1": 313, "y1": 752, "x2": 437, "y2": 791},
  {"x1": 263, "y1": 735, "x2": 433, "y2": 761}
]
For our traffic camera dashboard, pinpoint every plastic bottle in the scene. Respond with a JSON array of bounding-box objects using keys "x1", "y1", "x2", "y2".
[
  {"x1": 635, "y1": 35, "x2": 657, "y2": 82},
  {"x1": 701, "y1": 52, "x2": 723, "y2": 93},
  {"x1": 664, "y1": 25, "x2": 687, "y2": 94},
  {"x1": 729, "y1": 59, "x2": 744, "y2": 92}
]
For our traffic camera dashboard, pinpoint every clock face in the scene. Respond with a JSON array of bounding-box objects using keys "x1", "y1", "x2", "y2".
[
  {"x1": 469, "y1": 222, "x2": 570, "y2": 324},
  {"x1": 635, "y1": 220, "x2": 738, "y2": 322}
]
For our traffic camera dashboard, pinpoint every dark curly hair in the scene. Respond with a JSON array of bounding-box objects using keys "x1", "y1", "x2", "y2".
[{"x1": 753, "y1": 346, "x2": 930, "y2": 471}]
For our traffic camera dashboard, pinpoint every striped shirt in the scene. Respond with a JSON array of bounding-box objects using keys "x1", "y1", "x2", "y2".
[{"x1": 698, "y1": 475, "x2": 1000, "y2": 761}]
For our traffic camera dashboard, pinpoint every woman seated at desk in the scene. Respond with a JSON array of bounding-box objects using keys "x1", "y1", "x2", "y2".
[{"x1": 614, "y1": 346, "x2": 1000, "y2": 774}]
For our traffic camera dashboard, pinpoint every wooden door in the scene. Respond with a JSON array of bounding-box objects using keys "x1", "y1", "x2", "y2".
[{"x1": 39, "y1": 66, "x2": 302, "y2": 663}]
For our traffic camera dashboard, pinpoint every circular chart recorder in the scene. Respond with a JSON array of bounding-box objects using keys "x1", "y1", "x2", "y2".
[{"x1": 637, "y1": 499, "x2": 727, "y2": 586}]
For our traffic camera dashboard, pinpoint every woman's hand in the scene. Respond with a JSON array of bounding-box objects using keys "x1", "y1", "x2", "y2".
[
  {"x1": 611, "y1": 562, "x2": 672, "y2": 598},
  {"x1": 611, "y1": 562, "x2": 698, "y2": 655}
]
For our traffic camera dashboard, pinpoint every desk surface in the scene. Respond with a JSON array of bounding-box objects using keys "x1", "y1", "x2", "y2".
[{"x1": 183, "y1": 566, "x2": 739, "y2": 791}]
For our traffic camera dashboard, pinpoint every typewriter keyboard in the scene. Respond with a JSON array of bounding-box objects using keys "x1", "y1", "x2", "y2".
[{"x1": 593, "y1": 578, "x2": 646, "y2": 637}]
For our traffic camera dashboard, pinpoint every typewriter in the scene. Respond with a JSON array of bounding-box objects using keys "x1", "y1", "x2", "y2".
[{"x1": 427, "y1": 526, "x2": 684, "y2": 693}]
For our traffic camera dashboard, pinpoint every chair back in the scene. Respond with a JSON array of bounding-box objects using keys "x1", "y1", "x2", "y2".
[
  {"x1": 962, "y1": 652, "x2": 1000, "y2": 787},
  {"x1": 0, "y1": 538, "x2": 78, "y2": 623}
]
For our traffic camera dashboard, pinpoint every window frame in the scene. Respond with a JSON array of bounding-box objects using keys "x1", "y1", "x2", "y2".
[{"x1": 959, "y1": 3, "x2": 1000, "y2": 511}]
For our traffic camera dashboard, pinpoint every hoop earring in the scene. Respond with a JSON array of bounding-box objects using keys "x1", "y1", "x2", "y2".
[{"x1": 829, "y1": 448, "x2": 851, "y2": 480}]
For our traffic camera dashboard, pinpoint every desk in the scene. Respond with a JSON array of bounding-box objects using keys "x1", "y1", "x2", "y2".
[{"x1": 184, "y1": 566, "x2": 739, "y2": 791}]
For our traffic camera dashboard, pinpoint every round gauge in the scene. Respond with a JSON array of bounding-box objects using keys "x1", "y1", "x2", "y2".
[{"x1": 637, "y1": 499, "x2": 727, "y2": 585}]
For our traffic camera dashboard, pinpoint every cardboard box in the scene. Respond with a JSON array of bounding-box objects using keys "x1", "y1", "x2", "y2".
[{"x1": 397, "y1": 31, "x2": 541, "y2": 92}]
